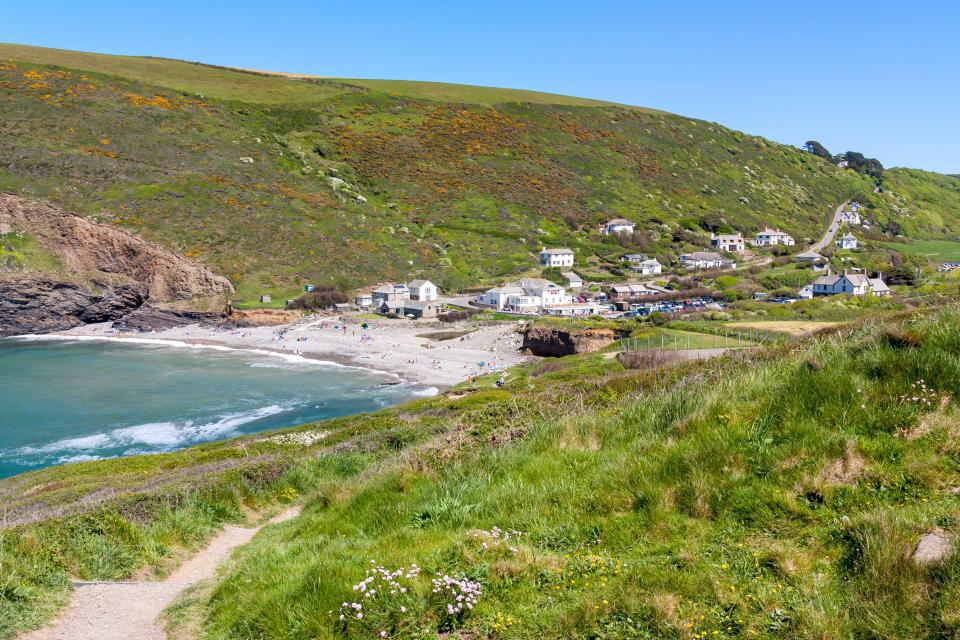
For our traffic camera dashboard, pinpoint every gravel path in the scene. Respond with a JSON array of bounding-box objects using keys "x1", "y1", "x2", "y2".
[{"x1": 20, "y1": 506, "x2": 301, "y2": 640}]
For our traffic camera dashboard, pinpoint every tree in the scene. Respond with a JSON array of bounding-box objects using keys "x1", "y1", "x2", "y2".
[
  {"x1": 804, "y1": 140, "x2": 832, "y2": 160},
  {"x1": 288, "y1": 286, "x2": 348, "y2": 310},
  {"x1": 885, "y1": 265, "x2": 917, "y2": 286}
]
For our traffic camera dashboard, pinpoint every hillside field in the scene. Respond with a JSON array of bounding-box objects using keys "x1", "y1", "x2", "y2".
[{"x1": 2, "y1": 43, "x2": 960, "y2": 304}]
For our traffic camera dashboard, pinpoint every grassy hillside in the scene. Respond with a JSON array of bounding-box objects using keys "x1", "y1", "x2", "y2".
[
  {"x1": 1, "y1": 43, "x2": 958, "y2": 303},
  {"x1": 3, "y1": 306, "x2": 960, "y2": 638}
]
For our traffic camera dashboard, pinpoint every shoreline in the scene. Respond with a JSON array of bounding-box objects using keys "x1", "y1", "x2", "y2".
[{"x1": 38, "y1": 316, "x2": 531, "y2": 389}]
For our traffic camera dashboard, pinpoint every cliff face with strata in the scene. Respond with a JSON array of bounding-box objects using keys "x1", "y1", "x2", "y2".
[
  {"x1": 522, "y1": 325, "x2": 627, "y2": 357},
  {"x1": 0, "y1": 193, "x2": 233, "y2": 336}
]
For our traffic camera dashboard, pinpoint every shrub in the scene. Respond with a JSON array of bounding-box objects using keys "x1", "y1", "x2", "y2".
[
  {"x1": 288, "y1": 286, "x2": 348, "y2": 310},
  {"x1": 617, "y1": 349, "x2": 679, "y2": 370}
]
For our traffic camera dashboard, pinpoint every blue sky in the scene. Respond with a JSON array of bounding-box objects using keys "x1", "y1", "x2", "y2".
[{"x1": 2, "y1": 1, "x2": 957, "y2": 172}]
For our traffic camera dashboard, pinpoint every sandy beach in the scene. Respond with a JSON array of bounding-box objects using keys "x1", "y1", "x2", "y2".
[{"x1": 58, "y1": 316, "x2": 532, "y2": 389}]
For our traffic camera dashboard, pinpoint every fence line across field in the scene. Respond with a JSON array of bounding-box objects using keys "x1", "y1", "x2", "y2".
[{"x1": 618, "y1": 329, "x2": 781, "y2": 352}]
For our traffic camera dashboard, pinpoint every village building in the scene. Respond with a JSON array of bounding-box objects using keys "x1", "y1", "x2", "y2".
[
  {"x1": 354, "y1": 293, "x2": 373, "y2": 308},
  {"x1": 477, "y1": 278, "x2": 568, "y2": 312},
  {"x1": 401, "y1": 300, "x2": 440, "y2": 319},
  {"x1": 839, "y1": 204, "x2": 862, "y2": 225},
  {"x1": 608, "y1": 283, "x2": 659, "y2": 300},
  {"x1": 259, "y1": 295, "x2": 272, "y2": 303},
  {"x1": 376, "y1": 299, "x2": 406, "y2": 315},
  {"x1": 620, "y1": 253, "x2": 647, "y2": 263},
  {"x1": 754, "y1": 228, "x2": 796, "y2": 246},
  {"x1": 710, "y1": 233, "x2": 745, "y2": 253},
  {"x1": 632, "y1": 258, "x2": 662, "y2": 275},
  {"x1": 812, "y1": 270, "x2": 889, "y2": 297},
  {"x1": 542, "y1": 302, "x2": 609, "y2": 317},
  {"x1": 798, "y1": 285, "x2": 814, "y2": 300},
  {"x1": 601, "y1": 218, "x2": 635, "y2": 236},
  {"x1": 538, "y1": 247, "x2": 575, "y2": 267},
  {"x1": 371, "y1": 283, "x2": 410, "y2": 305},
  {"x1": 561, "y1": 271, "x2": 583, "y2": 289},
  {"x1": 680, "y1": 251, "x2": 736, "y2": 270},
  {"x1": 408, "y1": 279, "x2": 439, "y2": 301},
  {"x1": 836, "y1": 233, "x2": 858, "y2": 250}
]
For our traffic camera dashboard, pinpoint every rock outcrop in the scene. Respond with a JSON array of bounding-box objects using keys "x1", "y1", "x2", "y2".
[
  {"x1": 0, "y1": 277, "x2": 147, "y2": 337},
  {"x1": 0, "y1": 194, "x2": 233, "y2": 301},
  {"x1": 522, "y1": 325, "x2": 627, "y2": 357},
  {"x1": 0, "y1": 193, "x2": 234, "y2": 336}
]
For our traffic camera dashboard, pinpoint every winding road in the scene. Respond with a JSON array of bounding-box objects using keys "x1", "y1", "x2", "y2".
[{"x1": 810, "y1": 202, "x2": 850, "y2": 252}]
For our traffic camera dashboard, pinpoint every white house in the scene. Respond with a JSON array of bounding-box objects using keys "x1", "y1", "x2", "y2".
[
  {"x1": 798, "y1": 285, "x2": 814, "y2": 300},
  {"x1": 812, "y1": 270, "x2": 889, "y2": 297},
  {"x1": 632, "y1": 258, "x2": 662, "y2": 275},
  {"x1": 754, "y1": 228, "x2": 796, "y2": 247},
  {"x1": 601, "y1": 218, "x2": 635, "y2": 236},
  {"x1": 372, "y1": 283, "x2": 411, "y2": 305},
  {"x1": 620, "y1": 253, "x2": 647, "y2": 264},
  {"x1": 836, "y1": 233, "x2": 858, "y2": 250},
  {"x1": 839, "y1": 205, "x2": 862, "y2": 225},
  {"x1": 408, "y1": 279, "x2": 439, "y2": 301},
  {"x1": 710, "y1": 233, "x2": 745, "y2": 253},
  {"x1": 354, "y1": 293, "x2": 373, "y2": 307},
  {"x1": 539, "y1": 247, "x2": 575, "y2": 267},
  {"x1": 561, "y1": 271, "x2": 583, "y2": 289},
  {"x1": 680, "y1": 251, "x2": 735, "y2": 270},
  {"x1": 477, "y1": 278, "x2": 568, "y2": 312}
]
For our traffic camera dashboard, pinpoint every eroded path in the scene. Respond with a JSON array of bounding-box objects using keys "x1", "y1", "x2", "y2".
[{"x1": 20, "y1": 506, "x2": 301, "y2": 640}]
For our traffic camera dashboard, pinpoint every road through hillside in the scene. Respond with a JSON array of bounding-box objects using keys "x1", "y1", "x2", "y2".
[{"x1": 811, "y1": 202, "x2": 849, "y2": 252}]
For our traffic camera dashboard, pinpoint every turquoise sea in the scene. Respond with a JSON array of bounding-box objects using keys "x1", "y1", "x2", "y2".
[{"x1": 0, "y1": 336, "x2": 431, "y2": 478}]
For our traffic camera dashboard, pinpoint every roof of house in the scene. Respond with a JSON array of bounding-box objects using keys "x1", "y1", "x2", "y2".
[
  {"x1": 713, "y1": 233, "x2": 744, "y2": 241},
  {"x1": 757, "y1": 228, "x2": 792, "y2": 236},
  {"x1": 621, "y1": 253, "x2": 647, "y2": 260},
  {"x1": 540, "y1": 247, "x2": 574, "y2": 255},
  {"x1": 869, "y1": 278, "x2": 890, "y2": 292},
  {"x1": 840, "y1": 233, "x2": 857, "y2": 241},
  {"x1": 813, "y1": 274, "x2": 842, "y2": 286},
  {"x1": 377, "y1": 300, "x2": 405, "y2": 310},
  {"x1": 611, "y1": 283, "x2": 655, "y2": 294},
  {"x1": 795, "y1": 251, "x2": 825, "y2": 260},
  {"x1": 683, "y1": 251, "x2": 725, "y2": 262},
  {"x1": 510, "y1": 278, "x2": 564, "y2": 290},
  {"x1": 640, "y1": 258, "x2": 661, "y2": 265},
  {"x1": 606, "y1": 218, "x2": 634, "y2": 226},
  {"x1": 407, "y1": 279, "x2": 433, "y2": 288},
  {"x1": 372, "y1": 285, "x2": 396, "y2": 294},
  {"x1": 486, "y1": 285, "x2": 525, "y2": 295},
  {"x1": 561, "y1": 271, "x2": 581, "y2": 281},
  {"x1": 403, "y1": 300, "x2": 436, "y2": 310}
]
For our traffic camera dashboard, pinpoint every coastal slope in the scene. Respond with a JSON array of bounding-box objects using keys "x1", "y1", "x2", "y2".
[{"x1": 1, "y1": 43, "x2": 959, "y2": 305}]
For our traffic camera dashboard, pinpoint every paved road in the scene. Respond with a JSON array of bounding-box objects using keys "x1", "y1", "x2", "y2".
[{"x1": 811, "y1": 202, "x2": 849, "y2": 252}]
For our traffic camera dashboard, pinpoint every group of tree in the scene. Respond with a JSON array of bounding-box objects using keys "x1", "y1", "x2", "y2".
[
  {"x1": 804, "y1": 141, "x2": 884, "y2": 180},
  {"x1": 287, "y1": 285, "x2": 348, "y2": 310}
]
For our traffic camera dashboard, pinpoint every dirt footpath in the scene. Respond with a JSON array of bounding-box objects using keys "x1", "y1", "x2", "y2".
[{"x1": 20, "y1": 506, "x2": 301, "y2": 640}]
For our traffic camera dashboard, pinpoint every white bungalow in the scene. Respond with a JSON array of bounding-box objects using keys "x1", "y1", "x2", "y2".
[
  {"x1": 561, "y1": 271, "x2": 583, "y2": 289},
  {"x1": 601, "y1": 218, "x2": 635, "y2": 236},
  {"x1": 680, "y1": 251, "x2": 735, "y2": 270},
  {"x1": 710, "y1": 233, "x2": 745, "y2": 253},
  {"x1": 407, "y1": 279, "x2": 439, "y2": 301},
  {"x1": 632, "y1": 258, "x2": 662, "y2": 275},
  {"x1": 812, "y1": 270, "x2": 889, "y2": 297},
  {"x1": 354, "y1": 293, "x2": 373, "y2": 307},
  {"x1": 798, "y1": 285, "x2": 814, "y2": 300},
  {"x1": 538, "y1": 247, "x2": 575, "y2": 267},
  {"x1": 836, "y1": 233, "x2": 858, "y2": 250},
  {"x1": 754, "y1": 228, "x2": 796, "y2": 246}
]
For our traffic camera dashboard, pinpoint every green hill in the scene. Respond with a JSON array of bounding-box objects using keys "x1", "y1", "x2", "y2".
[
  {"x1": 3, "y1": 307, "x2": 960, "y2": 638},
  {"x1": 1, "y1": 41, "x2": 958, "y2": 303}
]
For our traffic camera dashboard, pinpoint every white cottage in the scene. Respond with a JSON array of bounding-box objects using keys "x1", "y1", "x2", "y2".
[
  {"x1": 836, "y1": 233, "x2": 858, "y2": 250},
  {"x1": 601, "y1": 218, "x2": 635, "y2": 236},
  {"x1": 408, "y1": 279, "x2": 439, "y2": 301},
  {"x1": 710, "y1": 233, "x2": 745, "y2": 253},
  {"x1": 754, "y1": 228, "x2": 796, "y2": 246},
  {"x1": 812, "y1": 270, "x2": 888, "y2": 297},
  {"x1": 539, "y1": 247, "x2": 575, "y2": 267}
]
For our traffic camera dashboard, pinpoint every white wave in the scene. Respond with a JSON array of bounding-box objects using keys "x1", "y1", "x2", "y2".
[
  {"x1": 57, "y1": 454, "x2": 103, "y2": 464},
  {"x1": 15, "y1": 404, "x2": 291, "y2": 456},
  {"x1": 409, "y1": 386, "x2": 440, "y2": 397}
]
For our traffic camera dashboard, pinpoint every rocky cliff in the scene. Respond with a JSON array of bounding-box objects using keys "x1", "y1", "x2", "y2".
[
  {"x1": 522, "y1": 325, "x2": 627, "y2": 357},
  {"x1": 0, "y1": 193, "x2": 233, "y2": 336}
]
